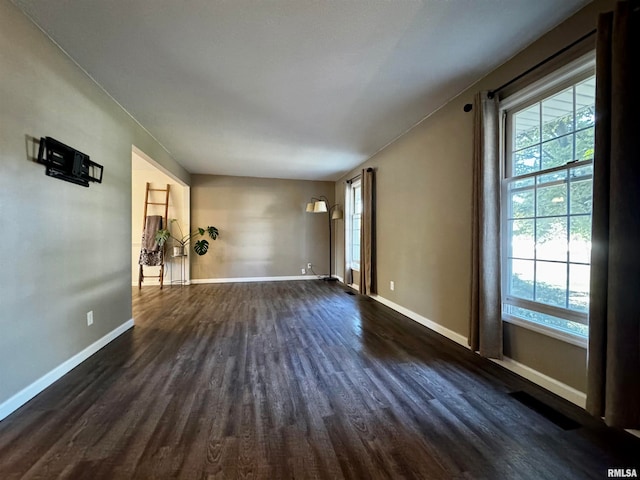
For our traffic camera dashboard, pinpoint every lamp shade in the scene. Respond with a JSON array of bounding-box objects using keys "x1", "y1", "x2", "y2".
[
  {"x1": 331, "y1": 207, "x2": 343, "y2": 220},
  {"x1": 313, "y1": 201, "x2": 328, "y2": 213},
  {"x1": 305, "y1": 202, "x2": 315, "y2": 212}
]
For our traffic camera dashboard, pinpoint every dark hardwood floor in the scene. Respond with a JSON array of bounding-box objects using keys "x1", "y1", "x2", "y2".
[{"x1": 0, "y1": 281, "x2": 638, "y2": 479}]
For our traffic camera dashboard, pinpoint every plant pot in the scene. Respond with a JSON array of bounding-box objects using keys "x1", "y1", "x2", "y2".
[{"x1": 173, "y1": 245, "x2": 185, "y2": 257}]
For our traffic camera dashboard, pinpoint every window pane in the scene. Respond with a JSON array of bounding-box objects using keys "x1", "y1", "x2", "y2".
[
  {"x1": 352, "y1": 215, "x2": 360, "y2": 232},
  {"x1": 575, "y1": 77, "x2": 596, "y2": 129},
  {"x1": 576, "y1": 127, "x2": 595, "y2": 161},
  {"x1": 537, "y1": 169, "x2": 567, "y2": 186},
  {"x1": 352, "y1": 184, "x2": 362, "y2": 214},
  {"x1": 571, "y1": 164, "x2": 593, "y2": 178},
  {"x1": 570, "y1": 179, "x2": 592, "y2": 214},
  {"x1": 509, "y1": 189, "x2": 534, "y2": 219},
  {"x1": 542, "y1": 87, "x2": 574, "y2": 141},
  {"x1": 541, "y1": 135, "x2": 574, "y2": 169},
  {"x1": 536, "y1": 217, "x2": 567, "y2": 262},
  {"x1": 512, "y1": 177, "x2": 535, "y2": 189},
  {"x1": 536, "y1": 183, "x2": 567, "y2": 217},
  {"x1": 510, "y1": 219, "x2": 534, "y2": 259},
  {"x1": 569, "y1": 215, "x2": 591, "y2": 263},
  {"x1": 513, "y1": 146, "x2": 539, "y2": 176},
  {"x1": 535, "y1": 261, "x2": 567, "y2": 308},
  {"x1": 569, "y1": 264, "x2": 590, "y2": 312},
  {"x1": 514, "y1": 104, "x2": 540, "y2": 150},
  {"x1": 509, "y1": 259, "x2": 534, "y2": 300}
]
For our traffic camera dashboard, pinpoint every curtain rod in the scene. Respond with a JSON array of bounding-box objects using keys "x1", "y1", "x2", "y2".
[
  {"x1": 488, "y1": 28, "x2": 596, "y2": 98},
  {"x1": 463, "y1": 28, "x2": 597, "y2": 111},
  {"x1": 346, "y1": 168, "x2": 373, "y2": 184}
]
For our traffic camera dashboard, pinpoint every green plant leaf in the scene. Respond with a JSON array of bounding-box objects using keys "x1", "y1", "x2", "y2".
[
  {"x1": 155, "y1": 229, "x2": 170, "y2": 246},
  {"x1": 194, "y1": 239, "x2": 209, "y2": 256},
  {"x1": 197, "y1": 227, "x2": 205, "y2": 235},
  {"x1": 206, "y1": 226, "x2": 219, "y2": 240}
]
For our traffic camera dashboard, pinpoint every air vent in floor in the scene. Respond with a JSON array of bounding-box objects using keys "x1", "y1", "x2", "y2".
[{"x1": 509, "y1": 391, "x2": 581, "y2": 430}]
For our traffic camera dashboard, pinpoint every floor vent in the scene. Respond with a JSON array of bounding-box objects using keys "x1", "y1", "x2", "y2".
[
  {"x1": 344, "y1": 290, "x2": 356, "y2": 295},
  {"x1": 508, "y1": 391, "x2": 581, "y2": 430}
]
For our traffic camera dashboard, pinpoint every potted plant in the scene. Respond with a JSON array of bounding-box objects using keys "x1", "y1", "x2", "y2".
[{"x1": 155, "y1": 219, "x2": 219, "y2": 256}]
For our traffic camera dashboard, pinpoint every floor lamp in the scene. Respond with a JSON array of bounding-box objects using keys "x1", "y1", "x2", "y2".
[{"x1": 306, "y1": 196, "x2": 343, "y2": 281}]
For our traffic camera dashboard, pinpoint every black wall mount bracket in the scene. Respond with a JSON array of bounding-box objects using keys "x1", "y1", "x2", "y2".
[{"x1": 37, "y1": 137, "x2": 103, "y2": 187}]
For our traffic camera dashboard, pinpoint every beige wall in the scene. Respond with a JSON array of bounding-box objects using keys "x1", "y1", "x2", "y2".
[
  {"x1": 191, "y1": 175, "x2": 334, "y2": 280},
  {"x1": 503, "y1": 323, "x2": 587, "y2": 391},
  {"x1": 335, "y1": 0, "x2": 614, "y2": 393},
  {"x1": 0, "y1": 0, "x2": 190, "y2": 406},
  {"x1": 132, "y1": 154, "x2": 188, "y2": 286}
]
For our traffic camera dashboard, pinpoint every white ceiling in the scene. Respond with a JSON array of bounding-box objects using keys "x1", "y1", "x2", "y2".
[{"x1": 14, "y1": 0, "x2": 591, "y2": 181}]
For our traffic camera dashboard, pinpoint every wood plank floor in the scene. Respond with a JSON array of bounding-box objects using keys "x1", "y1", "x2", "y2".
[{"x1": 0, "y1": 281, "x2": 638, "y2": 479}]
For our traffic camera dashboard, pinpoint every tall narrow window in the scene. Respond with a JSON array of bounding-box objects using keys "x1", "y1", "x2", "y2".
[
  {"x1": 350, "y1": 178, "x2": 362, "y2": 272},
  {"x1": 501, "y1": 55, "x2": 595, "y2": 342}
]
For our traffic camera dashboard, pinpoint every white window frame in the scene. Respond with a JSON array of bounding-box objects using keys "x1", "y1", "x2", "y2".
[
  {"x1": 499, "y1": 51, "x2": 596, "y2": 348},
  {"x1": 344, "y1": 177, "x2": 362, "y2": 278}
]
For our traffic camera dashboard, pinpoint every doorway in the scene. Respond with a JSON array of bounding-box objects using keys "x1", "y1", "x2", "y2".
[{"x1": 131, "y1": 146, "x2": 190, "y2": 286}]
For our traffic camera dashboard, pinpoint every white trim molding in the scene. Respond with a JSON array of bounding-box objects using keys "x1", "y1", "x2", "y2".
[
  {"x1": 191, "y1": 275, "x2": 318, "y2": 284},
  {"x1": 369, "y1": 294, "x2": 468, "y2": 347},
  {"x1": 503, "y1": 315, "x2": 588, "y2": 349},
  {"x1": 499, "y1": 50, "x2": 596, "y2": 111},
  {"x1": 0, "y1": 319, "x2": 134, "y2": 422},
  {"x1": 490, "y1": 356, "x2": 587, "y2": 408}
]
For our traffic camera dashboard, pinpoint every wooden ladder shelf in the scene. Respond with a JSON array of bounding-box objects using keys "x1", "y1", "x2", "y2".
[{"x1": 138, "y1": 182, "x2": 170, "y2": 289}]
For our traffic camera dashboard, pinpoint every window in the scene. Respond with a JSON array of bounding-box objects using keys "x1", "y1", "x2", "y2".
[
  {"x1": 501, "y1": 55, "x2": 595, "y2": 341},
  {"x1": 350, "y1": 178, "x2": 362, "y2": 271}
]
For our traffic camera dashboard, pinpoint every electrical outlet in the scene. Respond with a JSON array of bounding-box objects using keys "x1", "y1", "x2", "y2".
[
  {"x1": 390, "y1": 281, "x2": 395, "y2": 291},
  {"x1": 301, "y1": 268, "x2": 306, "y2": 274},
  {"x1": 307, "y1": 263, "x2": 312, "y2": 269},
  {"x1": 87, "y1": 310, "x2": 94, "y2": 326}
]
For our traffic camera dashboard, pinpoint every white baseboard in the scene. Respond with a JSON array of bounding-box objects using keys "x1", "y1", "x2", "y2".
[
  {"x1": 191, "y1": 275, "x2": 319, "y2": 284},
  {"x1": 0, "y1": 318, "x2": 134, "y2": 422},
  {"x1": 368, "y1": 294, "x2": 587, "y2": 408},
  {"x1": 370, "y1": 294, "x2": 468, "y2": 347},
  {"x1": 490, "y1": 357, "x2": 587, "y2": 408}
]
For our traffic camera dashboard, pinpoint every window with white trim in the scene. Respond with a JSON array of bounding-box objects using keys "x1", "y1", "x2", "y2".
[
  {"x1": 501, "y1": 55, "x2": 595, "y2": 340},
  {"x1": 350, "y1": 178, "x2": 362, "y2": 271}
]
